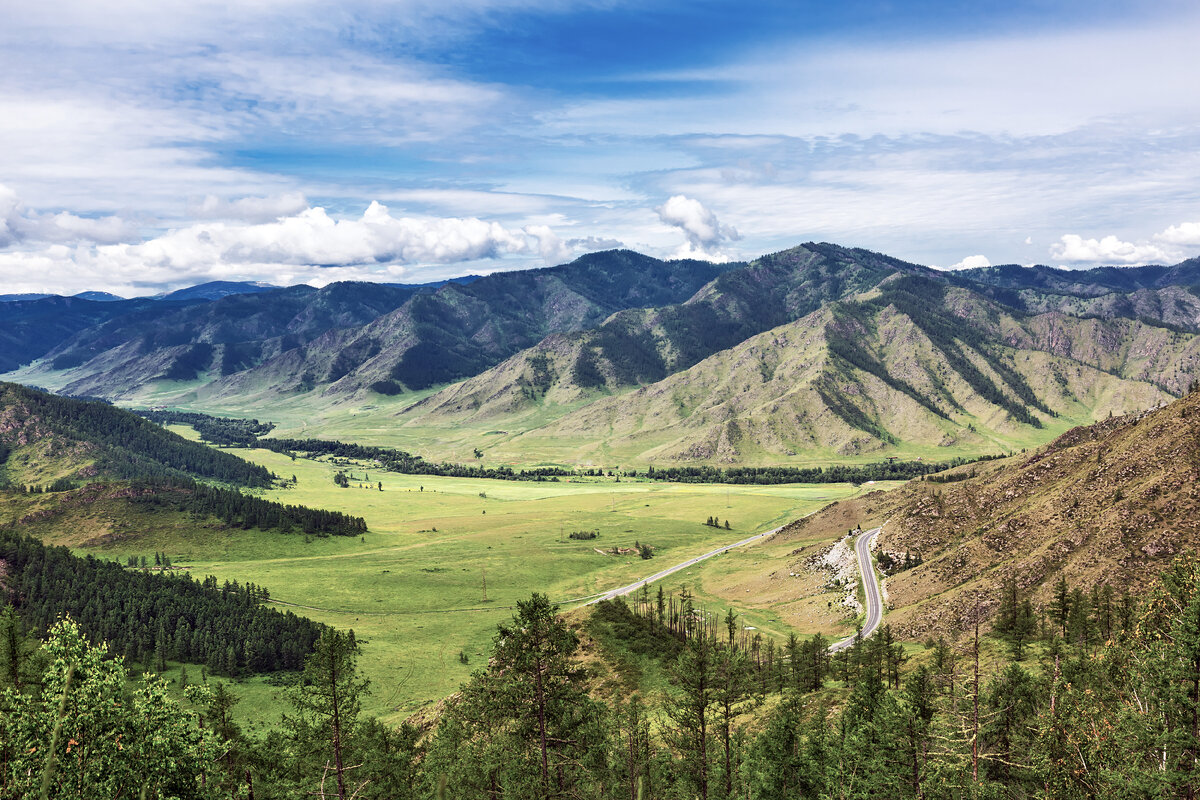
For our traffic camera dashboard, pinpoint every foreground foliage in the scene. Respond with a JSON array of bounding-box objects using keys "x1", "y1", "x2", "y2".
[
  {"x1": 0, "y1": 618, "x2": 220, "y2": 799},
  {"x1": 12, "y1": 556, "x2": 1200, "y2": 798}
]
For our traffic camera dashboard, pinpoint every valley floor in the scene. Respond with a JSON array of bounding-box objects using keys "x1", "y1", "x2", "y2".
[{"x1": 42, "y1": 437, "x2": 897, "y2": 724}]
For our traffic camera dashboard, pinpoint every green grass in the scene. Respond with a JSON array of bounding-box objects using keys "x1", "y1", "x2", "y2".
[{"x1": 73, "y1": 442, "x2": 877, "y2": 726}]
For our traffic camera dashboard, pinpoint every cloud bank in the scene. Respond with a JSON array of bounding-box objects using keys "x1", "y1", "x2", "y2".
[
  {"x1": 1051, "y1": 219, "x2": 1200, "y2": 266},
  {"x1": 0, "y1": 190, "x2": 608, "y2": 295}
]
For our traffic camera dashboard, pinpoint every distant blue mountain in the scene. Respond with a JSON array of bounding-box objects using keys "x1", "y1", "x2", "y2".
[
  {"x1": 1, "y1": 291, "x2": 125, "y2": 303},
  {"x1": 0, "y1": 293, "x2": 54, "y2": 302},
  {"x1": 156, "y1": 281, "x2": 279, "y2": 302},
  {"x1": 73, "y1": 291, "x2": 126, "y2": 302}
]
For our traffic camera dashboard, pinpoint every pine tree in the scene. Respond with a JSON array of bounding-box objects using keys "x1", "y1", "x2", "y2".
[
  {"x1": 713, "y1": 645, "x2": 753, "y2": 798},
  {"x1": 285, "y1": 628, "x2": 369, "y2": 800}
]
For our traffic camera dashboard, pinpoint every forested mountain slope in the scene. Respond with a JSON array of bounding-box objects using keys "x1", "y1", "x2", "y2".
[
  {"x1": 0, "y1": 294, "x2": 184, "y2": 372},
  {"x1": 37, "y1": 281, "x2": 425, "y2": 398},
  {"x1": 954, "y1": 256, "x2": 1200, "y2": 296},
  {"x1": 0, "y1": 383, "x2": 364, "y2": 537},
  {"x1": 202, "y1": 250, "x2": 737, "y2": 400},
  {"x1": 20, "y1": 251, "x2": 735, "y2": 401},
  {"x1": 0, "y1": 381, "x2": 272, "y2": 487}
]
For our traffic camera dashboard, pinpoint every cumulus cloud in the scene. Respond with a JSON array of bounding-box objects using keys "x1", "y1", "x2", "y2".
[
  {"x1": 0, "y1": 199, "x2": 597, "y2": 296},
  {"x1": 655, "y1": 195, "x2": 739, "y2": 261},
  {"x1": 1050, "y1": 234, "x2": 1177, "y2": 265},
  {"x1": 1157, "y1": 221, "x2": 1200, "y2": 247},
  {"x1": 948, "y1": 255, "x2": 991, "y2": 270},
  {"x1": 189, "y1": 192, "x2": 310, "y2": 223},
  {"x1": 0, "y1": 184, "x2": 136, "y2": 247}
]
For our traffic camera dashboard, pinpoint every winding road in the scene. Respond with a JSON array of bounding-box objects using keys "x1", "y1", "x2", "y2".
[
  {"x1": 829, "y1": 527, "x2": 882, "y2": 652},
  {"x1": 580, "y1": 522, "x2": 885, "y2": 655}
]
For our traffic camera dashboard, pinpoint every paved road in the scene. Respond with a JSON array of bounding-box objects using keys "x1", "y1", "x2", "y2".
[
  {"x1": 829, "y1": 527, "x2": 883, "y2": 652},
  {"x1": 581, "y1": 524, "x2": 789, "y2": 606},
  {"x1": 578, "y1": 522, "x2": 885, "y2": 655}
]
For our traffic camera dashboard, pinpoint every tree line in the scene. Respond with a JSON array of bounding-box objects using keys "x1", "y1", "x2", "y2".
[
  {"x1": 635, "y1": 454, "x2": 1003, "y2": 485},
  {"x1": 0, "y1": 528, "x2": 324, "y2": 679},
  {"x1": 134, "y1": 409, "x2": 276, "y2": 447},
  {"x1": 258, "y1": 437, "x2": 576, "y2": 481}
]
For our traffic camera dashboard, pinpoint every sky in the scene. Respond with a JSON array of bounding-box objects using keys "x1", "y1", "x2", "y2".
[{"x1": 1, "y1": 0, "x2": 1199, "y2": 296}]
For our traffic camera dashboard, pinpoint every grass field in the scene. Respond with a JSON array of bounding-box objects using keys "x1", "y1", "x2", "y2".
[{"x1": 55, "y1": 434, "x2": 895, "y2": 725}]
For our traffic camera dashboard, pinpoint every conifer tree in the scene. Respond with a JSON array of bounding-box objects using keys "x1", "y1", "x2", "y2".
[
  {"x1": 285, "y1": 628, "x2": 368, "y2": 800},
  {"x1": 665, "y1": 634, "x2": 717, "y2": 800}
]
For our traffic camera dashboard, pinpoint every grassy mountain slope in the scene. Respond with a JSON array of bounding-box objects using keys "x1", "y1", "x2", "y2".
[
  {"x1": 401, "y1": 243, "x2": 925, "y2": 417},
  {"x1": 780, "y1": 385, "x2": 1200, "y2": 640},
  {"x1": 393, "y1": 274, "x2": 1193, "y2": 465}
]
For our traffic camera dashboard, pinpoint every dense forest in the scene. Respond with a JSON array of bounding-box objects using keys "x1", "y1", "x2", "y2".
[
  {"x1": 0, "y1": 528, "x2": 324, "y2": 678},
  {"x1": 5, "y1": 555, "x2": 1200, "y2": 799}
]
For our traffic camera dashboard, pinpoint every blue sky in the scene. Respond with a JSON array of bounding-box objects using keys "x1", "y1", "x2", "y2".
[{"x1": 1, "y1": 0, "x2": 1198, "y2": 295}]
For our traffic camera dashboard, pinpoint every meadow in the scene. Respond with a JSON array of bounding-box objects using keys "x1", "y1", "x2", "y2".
[{"x1": 68, "y1": 431, "x2": 897, "y2": 725}]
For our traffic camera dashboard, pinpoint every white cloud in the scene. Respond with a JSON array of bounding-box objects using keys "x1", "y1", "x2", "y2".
[
  {"x1": 655, "y1": 195, "x2": 740, "y2": 261},
  {"x1": 521, "y1": 224, "x2": 573, "y2": 265},
  {"x1": 0, "y1": 183, "x2": 137, "y2": 247},
  {"x1": 1050, "y1": 234, "x2": 1178, "y2": 265},
  {"x1": 189, "y1": 192, "x2": 309, "y2": 223},
  {"x1": 1157, "y1": 221, "x2": 1200, "y2": 247},
  {"x1": 949, "y1": 255, "x2": 991, "y2": 270},
  {"x1": 0, "y1": 199, "x2": 589, "y2": 296}
]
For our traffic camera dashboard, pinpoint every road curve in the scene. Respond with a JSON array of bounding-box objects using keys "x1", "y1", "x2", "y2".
[
  {"x1": 581, "y1": 524, "x2": 788, "y2": 606},
  {"x1": 829, "y1": 527, "x2": 883, "y2": 652},
  {"x1": 578, "y1": 523, "x2": 885, "y2": 656}
]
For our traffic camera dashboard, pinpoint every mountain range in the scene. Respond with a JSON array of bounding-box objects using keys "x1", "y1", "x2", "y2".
[{"x1": 5, "y1": 243, "x2": 1200, "y2": 465}]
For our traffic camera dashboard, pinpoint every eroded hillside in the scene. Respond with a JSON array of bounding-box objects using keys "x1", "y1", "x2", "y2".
[{"x1": 782, "y1": 385, "x2": 1200, "y2": 638}]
